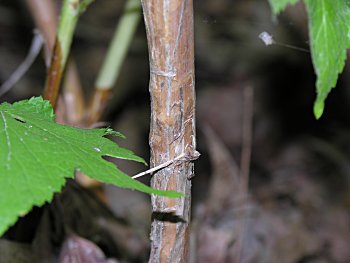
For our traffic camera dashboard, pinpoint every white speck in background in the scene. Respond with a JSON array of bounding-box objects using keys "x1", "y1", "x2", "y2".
[{"x1": 259, "y1": 31, "x2": 275, "y2": 46}]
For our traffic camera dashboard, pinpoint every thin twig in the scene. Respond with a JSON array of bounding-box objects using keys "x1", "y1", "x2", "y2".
[
  {"x1": 236, "y1": 85, "x2": 254, "y2": 263},
  {"x1": 240, "y1": 85, "x2": 254, "y2": 194},
  {"x1": 0, "y1": 30, "x2": 43, "y2": 98},
  {"x1": 132, "y1": 150, "x2": 200, "y2": 179},
  {"x1": 132, "y1": 153, "x2": 185, "y2": 179}
]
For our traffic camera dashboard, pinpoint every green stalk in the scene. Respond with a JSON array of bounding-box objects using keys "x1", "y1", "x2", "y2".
[
  {"x1": 56, "y1": 0, "x2": 79, "y2": 68},
  {"x1": 95, "y1": 0, "x2": 141, "y2": 90},
  {"x1": 44, "y1": 0, "x2": 95, "y2": 108},
  {"x1": 86, "y1": 0, "x2": 141, "y2": 125},
  {"x1": 59, "y1": 0, "x2": 95, "y2": 64}
]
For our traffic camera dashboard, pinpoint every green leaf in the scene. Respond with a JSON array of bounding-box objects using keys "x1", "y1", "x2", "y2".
[
  {"x1": 0, "y1": 97, "x2": 182, "y2": 236},
  {"x1": 268, "y1": 0, "x2": 299, "y2": 14},
  {"x1": 304, "y1": 0, "x2": 350, "y2": 119},
  {"x1": 269, "y1": 0, "x2": 350, "y2": 118}
]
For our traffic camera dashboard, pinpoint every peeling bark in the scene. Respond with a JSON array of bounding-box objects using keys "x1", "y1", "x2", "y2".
[{"x1": 141, "y1": 0, "x2": 196, "y2": 262}]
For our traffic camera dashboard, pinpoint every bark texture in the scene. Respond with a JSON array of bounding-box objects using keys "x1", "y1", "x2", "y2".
[{"x1": 141, "y1": 0, "x2": 196, "y2": 262}]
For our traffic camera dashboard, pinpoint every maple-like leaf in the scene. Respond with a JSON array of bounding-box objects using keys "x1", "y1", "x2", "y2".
[{"x1": 0, "y1": 97, "x2": 182, "y2": 236}]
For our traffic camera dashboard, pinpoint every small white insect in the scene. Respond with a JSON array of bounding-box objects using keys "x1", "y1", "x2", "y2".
[{"x1": 259, "y1": 31, "x2": 275, "y2": 46}]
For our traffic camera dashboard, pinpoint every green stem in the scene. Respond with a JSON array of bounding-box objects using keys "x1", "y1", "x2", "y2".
[
  {"x1": 57, "y1": 0, "x2": 80, "y2": 68},
  {"x1": 44, "y1": 0, "x2": 95, "y2": 108},
  {"x1": 95, "y1": 0, "x2": 141, "y2": 90}
]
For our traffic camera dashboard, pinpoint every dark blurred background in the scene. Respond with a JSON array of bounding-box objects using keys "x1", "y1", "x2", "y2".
[{"x1": 2, "y1": 0, "x2": 350, "y2": 262}]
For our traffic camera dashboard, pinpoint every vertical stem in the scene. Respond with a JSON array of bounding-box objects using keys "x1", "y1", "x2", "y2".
[
  {"x1": 43, "y1": 0, "x2": 94, "y2": 109},
  {"x1": 43, "y1": 0, "x2": 79, "y2": 108},
  {"x1": 141, "y1": 0, "x2": 196, "y2": 262},
  {"x1": 236, "y1": 85, "x2": 254, "y2": 263},
  {"x1": 26, "y1": 0, "x2": 85, "y2": 125},
  {"x1": 87, "y1": 0, "x2": 141, "y2": 125},
  {"x1": 240, "y1": 85, "x2": 253, "y2": 195},
  {"x1": 94, "y1": 0, "x2": 141, "y2": 90}
]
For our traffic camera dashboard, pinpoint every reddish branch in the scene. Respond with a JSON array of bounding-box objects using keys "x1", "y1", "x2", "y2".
[
  {"x1": 141, "y1": 0, "x2": 196, "y2": 262},
  {"x1": 26, "y1": 0, "x2": 85, "y2": 122}
]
